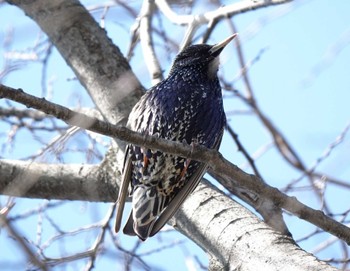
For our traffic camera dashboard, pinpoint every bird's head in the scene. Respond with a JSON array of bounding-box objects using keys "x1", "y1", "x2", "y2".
[{"x1": 170, "y1": 34, "x2": 237, "y2": 77}]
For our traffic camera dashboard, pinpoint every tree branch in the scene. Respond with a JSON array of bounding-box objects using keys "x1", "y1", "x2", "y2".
[
  {"x1": 173, "y1": 180, "x2": 337, "y2": 271},
  {"x1": 6, "y1": 0, "x2": 144, "y2": 125},
  {"x1": 0, "y1": 213, "x2": 47, "y2": 270},
  {"x1": 0, "y1": 157, "x2": 337, "y2": 271},
  {"x1": 6, "y1": 0, "x2": 145, "y2": 176},
  {"x1": 155, "y1": 0, "x2": 293, "y2": 48},
  {"x1": 139, "y1": 0, "x2": 163, "y2": 84},
  {"x1": 0, "y1": 84, "x2": 349, "y2": 245},
  {"x1": 0, "y1": 160, "x2": 118, "y2": 202}
]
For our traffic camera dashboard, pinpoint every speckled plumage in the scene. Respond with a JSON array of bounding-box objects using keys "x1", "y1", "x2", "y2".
[{"x1": 115, "y1": 34, "x2": 237, "y2": 241}]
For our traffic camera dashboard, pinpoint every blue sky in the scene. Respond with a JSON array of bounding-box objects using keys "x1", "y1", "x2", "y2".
[{"x1": 1, "y1": 0, "x2": 350, "y2": 270}]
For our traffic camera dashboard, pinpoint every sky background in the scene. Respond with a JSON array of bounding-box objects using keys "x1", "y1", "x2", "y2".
[{"x1": 0, "y1": 0, "x2": 350, "y2": 270}]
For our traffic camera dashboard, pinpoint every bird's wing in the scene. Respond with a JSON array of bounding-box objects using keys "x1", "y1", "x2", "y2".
[
  {"x1": 150, "y1": 162, "x2": 208, "y2": 237},
  {"x1": 122, "y1": 209, "x2": 137, "y2": 236},
  {"x1": 115, "y1": 145, "x2": 132, "y2": 233},
  {"x1": 149, "y1": 129, "x2": 224, "y2": 237}
]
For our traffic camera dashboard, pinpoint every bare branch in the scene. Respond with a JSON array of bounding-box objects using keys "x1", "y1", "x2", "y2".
[
  {"x1": 0, "y1": 214, "x2": 48, "y2": 270},
  {"x1": 155, "y1": 0, "x2": 293, "y2": 48},
  {"x1": 0, "y1": 84, "x2": 349, "y2": 245},
  {"x1": 0, "y1": 159, "x2": 118, "y2": 202},
  {"x1": 227, "y1": 124, "x2": 263, "y2": 180},
  {"x1": 0, "y1": 107, "x2": 47, "y2": 120},
  {"x1": 173, "y1": 180, "x2": 338, "y2": 271},
  {"x1": 302, "y1": 27, "x2": 350, "y2": 87},
  {"x1": 139, "y1": 0, "x2": 163, "y2": 84},
  {"x1": 7, "y1": 0, "x2": 144, "y2": 126}
]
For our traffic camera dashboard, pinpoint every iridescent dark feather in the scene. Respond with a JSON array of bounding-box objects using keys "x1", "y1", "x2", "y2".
[{"x1": 115, "y1": 34, "x2": 237, "y2": 241}]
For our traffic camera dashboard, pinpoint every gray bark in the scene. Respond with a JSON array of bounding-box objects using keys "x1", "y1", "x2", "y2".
[
  {"x1": 0, "y1": 159, "x2": 337, "y2": 271},
  {"x1": 7, "y1": 0, "x2": 143, "y2": 125},
  {"x1": 7, "y1": 0, "x2": 144, "y2": 168},
  {"x1": 0, "y1": 159, "x2": 117, "y2": 202},
  {"x1": 173, "y1": 180, "x2": 337, "y2": 271}
]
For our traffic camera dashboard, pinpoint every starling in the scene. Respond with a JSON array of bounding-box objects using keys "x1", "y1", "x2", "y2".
[{"x1": 115, "y1": 34, "x2": 237, "y2": 241}]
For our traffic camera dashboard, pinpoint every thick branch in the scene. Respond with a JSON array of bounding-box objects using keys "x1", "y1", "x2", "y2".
[
  {"x1": 173, "y1": 180, "x2": 337, "y2": 271},
  {"x1": 5, "y1": 0, "x2": 146, "y2": 181},
  {"x1": 0, "y1": 84, "x2": 349, "y2": 245},
  {"x1": 0, "y1": 160, "x2": 117, "y2": 202},
  {"x1": 7, "y1": 0, "x2": 144, "y2": 125},
  {"x1": 0, "y1": 159, "x2": 337, "y2": 270}
]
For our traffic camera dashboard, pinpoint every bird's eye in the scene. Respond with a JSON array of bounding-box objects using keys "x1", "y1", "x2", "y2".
[{"x1": 174, "y1": 45, "x2": 213, "y2": 67}]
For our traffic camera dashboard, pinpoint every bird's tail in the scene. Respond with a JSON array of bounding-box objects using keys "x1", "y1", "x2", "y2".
[{"x1": 123, "y1": 186, "x2": 165, "y2": 241}]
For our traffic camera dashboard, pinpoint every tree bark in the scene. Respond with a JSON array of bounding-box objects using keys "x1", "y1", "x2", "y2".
[
  {"x1": 2, "y1": 82, "x2": 350, "y2": 246},
  {"x1": 173, "y1": 180, "x2": 337, "y2": 271},
  {"x1": 0, "y1": 159, "x2": 337, "y2": 270},
  {"x1": 7, "y1": 0, "x2": 143, "y2": 125},
  {"x1": 0, "y1": 159, "x2": 117, "y2": 202},
  {"x1": 7, "y1": 0, "x2": 145, "y2": 169}
]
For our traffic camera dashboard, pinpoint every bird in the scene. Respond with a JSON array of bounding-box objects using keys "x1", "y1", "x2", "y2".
[{"x1": 115, "y1": 34, "x2": 237, "y2": 241}]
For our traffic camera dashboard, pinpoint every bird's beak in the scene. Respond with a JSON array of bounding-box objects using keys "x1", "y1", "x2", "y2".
[{"x1": 209, "y1": 33, "x2": 237, "y2": 56}]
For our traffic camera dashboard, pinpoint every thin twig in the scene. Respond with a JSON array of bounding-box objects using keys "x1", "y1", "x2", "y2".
[
  {"x1": 0, "y1": 214, "x2": 48, "y2": 270},
  {"x1": 227, "y1": 124, "x2": 264, "y2": 180}
]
